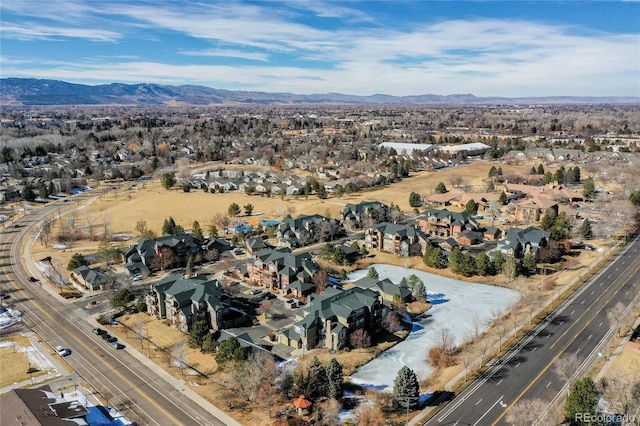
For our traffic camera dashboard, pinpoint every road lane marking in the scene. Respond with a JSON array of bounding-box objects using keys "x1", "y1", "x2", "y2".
[
  {"x1": 515, "y1": 362, "x2": 521, "y2": 368},
  {"x1": 497, "y1": 379, "x2": 503, "y2": 386},
  {"x1": 473, "y1": 396, "x2": 504, "y2": 426},
  {"x1": 570, "y1": 310, "x2": 575, "y2": 315},
  {"x1": 588, "y1": 334, "x2": 592, "y2": 340},
  {"x1": 599, "y1": 322, "x2": 603, "y2": 327},
  {"x1": 492, "y1": 263, "x2": 640, "y2": 426},
  {"x1": 546, "y1": 381, "x2": 552, "y2": 388},
  {"x1": 476, "y1": 399, "x2": 483, "y2": 406},
  {"x1": 576, "y1": 348, "x2": 581, "y2": 354}
]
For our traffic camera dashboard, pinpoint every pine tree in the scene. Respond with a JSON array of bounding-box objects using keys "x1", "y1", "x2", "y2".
[
  {"x1": 582, "y1": 177, "x2": 596, "y2": 201},
  {"x1": 191, "y1": 220, "x2": 203, "y2": 241},
  {"x1": 580, "y1": 219, "x2": 593, "y2": 239},
  {"x1": 540, "y1": 210, "x2": 556, "y2": 231},
  {"x1": 492, "y1": 252, "x2": 506, "y2": 273},
  {"x1": 413, "y1": 281, "x2": 427, "y2": 302},
  {"x1": 503, "y1": 254, "x2": 519, "y2": 280},
  {"x1": 537, "y1": 164, "x2": 545, "y2": 175},
  {"x1": 188, "y1": 320, "x2": 210, "y2": 349},
  {"x1": 564, "y1": 377, "x2": 599, "y2": 424},
  {"x1": 367, "y1": 267, "x2": 379, "y2": 279},
  {"x1": 308, "y1": 356, "x2": 329, "y2": 399},
  {"x1": 399, "y1": 277, "x2": 409, "y2": 289},
  {"x1": 522, "y1": 252, "x2": 537, "y2": 275},
  {"x1": 435, "y1": 182, "x2": 447, "y2": 194},
  {"x1": 448, "y1": 246, "x2": 465, "y2": 275},
  {"x1": 475, "y1": 252, "x2": 491, "y2": 276},
  {"x1": 326, "y1": 358, "x2": 344, "y2": 400},
  {"x1": 393, "y1": 366, "x2": 419, "y2": 412}
]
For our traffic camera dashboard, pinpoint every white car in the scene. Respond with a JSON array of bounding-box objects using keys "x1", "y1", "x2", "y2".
[{"x1": 55, "y1": 346, "x2": 71, "y2": 357}]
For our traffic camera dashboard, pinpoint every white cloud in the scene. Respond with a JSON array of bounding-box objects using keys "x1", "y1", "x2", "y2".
[
  {"x1": 178, "y1": 49, "x2": 269, "y2": 62},
  {"x1": 1, "y1": 23, "x2": 119, "y2": 42}
]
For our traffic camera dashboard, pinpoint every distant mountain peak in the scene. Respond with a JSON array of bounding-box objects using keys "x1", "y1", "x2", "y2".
[{"x1": 1, "y1": 78, "x2": 638, "y2": 106}]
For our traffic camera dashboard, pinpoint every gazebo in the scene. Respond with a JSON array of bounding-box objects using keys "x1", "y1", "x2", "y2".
[{"x1": 293, "y1": 394, "x2": 313, "y2": 415}]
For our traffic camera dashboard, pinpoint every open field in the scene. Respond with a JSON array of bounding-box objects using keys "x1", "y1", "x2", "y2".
[
  {"x1": 50, "y1": 162, "x2": 534, "y2": 239},
  {"x1": 0, "y1": 334, "x2": 57, "y2": 389}
]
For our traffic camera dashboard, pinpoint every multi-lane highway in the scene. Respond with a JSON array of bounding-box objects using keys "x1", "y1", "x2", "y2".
[
  {"x1": 0, "y1": 200, "x2": 232, "y2": 425},
  {"x1": 425, "y1": 234, "x2": 640, "y2": 426}
]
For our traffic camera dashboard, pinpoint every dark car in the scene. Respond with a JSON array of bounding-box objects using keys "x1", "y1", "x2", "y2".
[
  {"x1": 27, "y1": 277, "x2": 39, "y2": 282},
  {"x1": 105, "y1": 336, "x2": 117, "y2": 344},
  {"x1": 101, "y1": 333, "x2": 112, "y2": 341},
  {"x1": 0, "y1": 293, "x2": 9, "y2": 300},
  {"x1": 112, "y1": 342, "x2": 125, "y2": 350},
  {"x1": 92, "y1": 328, "x2": 107, "y2": 335}
]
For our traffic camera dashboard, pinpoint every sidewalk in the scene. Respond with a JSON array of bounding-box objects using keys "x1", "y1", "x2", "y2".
[{"x1": 87, "y1": 315, "x2": 242, "y2": 426}]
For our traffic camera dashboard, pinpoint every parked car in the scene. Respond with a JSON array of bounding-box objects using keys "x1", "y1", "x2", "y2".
[
  {"x1": 105, "y1": 336, "x2": 117, "y2": 344},
  {"x1": 55, "y1": 346, "x2": 71, "y2": 357},
  {"x1": 27, "y1": 276, "x2": 39, "y2": 282},
  {"x1": 101, "y1": 333, "x2": 113, "y2": 341},
  {"x1": 131, "y1": 274, "x2": 143, "y2": 281},
  {"x1": 92, "y1": 327, "x2": 107, "y2": 335},
  {"x1": 250, "y1": 289, "x2": 262, "y2": 295},
  {"x1": 111, "y1": 342, "x2": 125, "y2": 350},
  {"x1": 0, "y1": 293, "x2": 10, "y2": 300}
]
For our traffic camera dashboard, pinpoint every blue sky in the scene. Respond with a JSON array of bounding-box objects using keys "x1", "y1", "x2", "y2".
[{"x1": 1, "y1": 1, "x2": 639, "y2": 97}]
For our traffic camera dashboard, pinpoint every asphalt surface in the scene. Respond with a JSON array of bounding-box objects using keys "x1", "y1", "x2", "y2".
[
  {"x1": 424, "y1": 234, "x2": 640, "y2": 426},
  {"x1": 0, "y1": 199, "x2": 229, "y2": 426}
]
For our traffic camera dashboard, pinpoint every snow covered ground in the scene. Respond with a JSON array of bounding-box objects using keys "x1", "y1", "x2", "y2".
[{"x1": 348, "y1": 265, "x2": 520, "y2": 390}]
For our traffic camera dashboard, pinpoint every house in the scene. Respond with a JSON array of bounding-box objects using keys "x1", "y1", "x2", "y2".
[
  {"x1": 245, "y1": 236, "x2": 273, "y2": 254},
  {"x1": 276, "y1": 286, "x2": 383, "y2": 351},
  {"x1": 416, "y1": 208, "x2": 480, "y2": 238},
  {"x1": 277, "y1": 214, "x2": 343, "y2": 248},
  {"x1": 288, "y1": 281, "x2": 316, "y2": 303},
  {"x1": 146, "y1": 274, "x2": 243, "y2": 333},
  {"x1": 483, "y1": 227, "x2": 502, "y2": 240},
  {"x1": 352, "y1": 277, "x2": 412, "y2": 306},
  {"x1": 514, "y1": 196, "x2": 559, "y2": 224},
  {"x1": 456, "y1": 230, "x2": 484, "y2": 246},
  {"x1": 247, "y1": 248, "x2": 319, "y2": 290},
  {"x1": 364, "y1": 222, "x2": 429, "y2": 257},
  {"x1": 123, "y1": 233, "x2": 200, "y2": 274},
  {"x1": 0, "y1": 385, "x2": 91, "y2": 426},
  {"x1": 0, "y1": 185, "x2": 20, "y2": 203},
  {"x1": 497, "y1": 226, "x2": 551, "y2": 260},
  {"x1": 340, "y1": 201, "x2": 390, "y2": 231},
  {"x1": 70, "y1": 265, "x2": 107, "y2": 291}
]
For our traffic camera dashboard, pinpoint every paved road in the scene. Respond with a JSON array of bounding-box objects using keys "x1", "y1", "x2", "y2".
[
  {"x1": 0, "y1": 200, "x2": 230, "y2": 426},
  {"x1": 424, "y1": 235, "x2": 640, "y2": 426}
]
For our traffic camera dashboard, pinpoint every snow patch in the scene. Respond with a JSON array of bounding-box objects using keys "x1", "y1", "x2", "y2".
[{"x1": 348, "y1": 265, "x2": 520, "y2": 390}]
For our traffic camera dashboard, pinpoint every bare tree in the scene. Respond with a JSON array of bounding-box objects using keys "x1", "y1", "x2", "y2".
[
  {"x1": 506, "y1": 398, "x2": 549, "y2": 426},
  {"x1": 465, "y1": 313, "x2": 482, "y2": 343},
  {"x1": 354, "y1": 402, "x2": 385, "y2": 426},
  {"x1": 487, "y1": 200, "x2": 502, "y2": 227},
  {"x1": 436, "y1": 327, "x2": 456, "y2": 356},
  {"x1": 553, "y1": 352, "x2": 581, "y2": 385},
  {"x1": 600, "y1": 376, "x2": 640, "y2": 421},
  {"x1": 349, "y1": 329, "x2": 372, "y2": 349},
  {"x1": 102, "y1": 213, "x2": 111, "y2": 240},
  {"x1": 257, "y1": 300, "x2": 275, "y2": 318},
  {"x1": 607, "y1": 301, "x2": 627, "y2": 337},
  {"x1": 461, "y1": 348, "x2": 475, "y2": 382},
  {"x1": 133, "y1": 319, "x2": 146, "y2": 348},
  {"x1": 496, "y1": 323, "x2": 508, "y2": 352},
  {"x1": 170, "y1": 338, "x2": 189, "y2": 376},
  {"x1": 509, "y1": 311, "x2": 520, "y2": 339},
  {"x1": 84, "y1": 213, "x2": 94, "y2": 239},
  {"x1": 319, "y1": 398, "x2": 341, "y2": 426},
  {"x1": 232, "y1": 351, "x2": 277, "y2": 402}
]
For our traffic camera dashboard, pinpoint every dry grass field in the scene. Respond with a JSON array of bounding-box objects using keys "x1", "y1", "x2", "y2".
[
  {"x1": 51, "y1": 162, "x2": 533, "y2": 239},
  {"x1": 0, "y1": 334, "x2": 55, "y2": 388}
]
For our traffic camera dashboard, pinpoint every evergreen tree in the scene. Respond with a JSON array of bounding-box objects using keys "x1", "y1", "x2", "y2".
[
  {"x1": 67, "y1": 252, "x2": 88, "y2": 270},
  {"x1": 399, "y1": 277, "x2": 409, "y2": 289},
  {"x1": 191, "y1": 220, "x2": 204, "y2": 241},
  {"x1": 161, "y1": 172, "x2": 177, "y2": 189},
  {"x1": 551, "y1": 212, "x2": 571, "y2": 241},
  {"x1": 413, "y1": 281, "x2": 427, "y2": 302},
  {"x1": 543, "y1": 171, "x2": 554, "y2": 184},
  {"x1": 475, "y1": 252, "x2": 491, "y2": 276},
  {"x1": 228, "y1": 202, "x2": 241, "y2": 217},
  {"x1": 530, "y1": 166, "x2": 537, "y2": 175},
  {"x1": 537, "y1": 164, "x2": 545, "y2": 175},
  {"x1": 492, "y1": 252, "x2": 506, "y2": 275},
  {"x1": 522, "y1": 252, "x2": 537, "y2": 275},
  {"x1": 326, "y1": 358, "x2": 344, "y2": 400},
  {"x1": 488, "y1": 166, "x2": 497, "y2": 177},
  {"x1": 162, "y1": 216, "x2": 177, "y2": 235},
  {"x1": 423, "y1": 245, "x2": 446, "y2": 269},
  {"x1": 503, "y1": 254, "x2": 519, "y2": 279},
  {"x1": 409, "y1": 192, "x2": 422, "y2": 207},
  {"x1": 464, "y1": 199, "x2": 478, "y2": 215},
  {"x1": 554, "y1": 165, "x2": 566, "y2": 184},
  {"x1": 499, "y1": 191, "x2": 508, "y2": 205},
  {"x1": 201, "y1": 333, "x2": 217, "y2": 353},
  {"x1": 22, "y1": 184, "x2": 35, "y2": 201},
  {"x1": 582, "y1": 177, "x2": 596, "y2": 201},
  {"x1": 435, "y1": 182, "x2": 447, "y2": 194},
  {"x1": 367, "y1": 267, "x2": 379, "y2": 279},
  {"x1": 448, "y1": 246, "x2": 465, "y2": 275},
  {"x1": 564, "y1": 377, "x2": 599, "y2": 425},
  {"x1": 216, "y1": 337, "x2": 247, "y2": 364},
  {"x1": 540, "y1": 210, "x2": 557, "y2": 231},
  {"x1": 308, "y1": 356, "x2": 329, "y2": 399},
  {"x1": 580, "y1": 219, "x2": 593, "y2": 239},
  {"x1": 188, "y1": 320, "x2": 210, "y2": 349},
  {"x1": 393, "y1": 366, "x2": 420, "y2": 412}
]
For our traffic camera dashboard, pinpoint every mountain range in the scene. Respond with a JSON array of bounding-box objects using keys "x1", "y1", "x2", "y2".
[{"x1": 1, "y1": 78, "x2": 638, "y2": 106}]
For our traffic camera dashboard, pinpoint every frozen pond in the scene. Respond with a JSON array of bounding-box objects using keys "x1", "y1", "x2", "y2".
[{"x1": 349, "y1": 264, "x2": 520, "y2": 390}]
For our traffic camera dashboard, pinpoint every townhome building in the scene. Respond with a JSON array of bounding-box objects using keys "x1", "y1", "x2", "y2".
[
  {"x1": 364, "y1": 222, "x2": 429, "y2": 257},
  {"x1": 247, "y1": 248, "x2": 319, "y2": 291}
]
